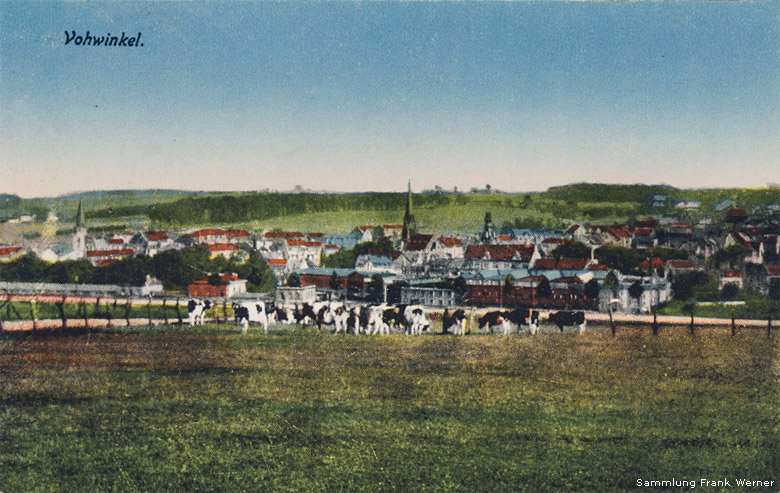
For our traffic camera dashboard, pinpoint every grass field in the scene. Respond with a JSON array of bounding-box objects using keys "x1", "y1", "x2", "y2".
[{"x1": 2, "y1": 325, "x2": 779, "y2": 491}]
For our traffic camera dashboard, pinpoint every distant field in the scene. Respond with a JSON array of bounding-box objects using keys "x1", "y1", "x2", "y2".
[{"x1": 2, "y1": 326, "x2": 778, "y2": 491}]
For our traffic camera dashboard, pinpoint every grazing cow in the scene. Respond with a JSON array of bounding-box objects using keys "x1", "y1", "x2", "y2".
[
  {"x1": 318, "y1": 302, "x2": 349, "y2": 333},
  {"x1": 187, "y1": 299, "x2": 211, "y2": 326},
  {"x1": 547, "y1": 311, "x2": 586, "y2": 332},
  {"x1": 504, "y1": 308, "x2": 541, "y2": 335},
  {"x1": 442, "y1": 309, "x2": 467, "y2": 335},
  {"x1": 293, "y1": 303, "x2": 318, "y2": 325},
  {"x1": 233, "y1": 301, "x2": 269, "y2": 333},
  {"x1": 274, "y1": 307, "x2": 294, "y2": 325},
  {"x1": 383, "y1": 305, "x2": 407, "y2": 333},
  {"x1": 478, "y1": 310, "x2": 512, "y2": 335},
  {"x1": 404, "y1": 306, "x2": 430, "y2": 335},
  {"x1": 366, "y1": 304, "x2": 389, "y2": 335}
]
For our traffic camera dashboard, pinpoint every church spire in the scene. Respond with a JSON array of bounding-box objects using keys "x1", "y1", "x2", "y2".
[
  {"x1": 402, "y1": 180, "x2": 416, "y2": 245},
  {"x1": 75, "y1": 200, "x2": 85, "y2": 229}
]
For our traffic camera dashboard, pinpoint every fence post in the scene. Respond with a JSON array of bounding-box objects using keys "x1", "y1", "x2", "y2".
[
  {"x1": 106, "y1": 301, "x2": 112, "y2": 328},
  {"x1": 147, "y1": 297, "x2": 152, "y2": 328},
  {"x1": 95, "y1": 297, "x2": 101, "y2": 324},
  {"x1": 58, "y1": 296, "x2": 67, "y2": 329},
  {"x1": 652, "y1": 310, "x2": 658, "y2": 336},
  {"x1": 162, "y1": 299, "x2": 169, "y2": 325},
  {"x1": 30, "y1": 299, "x2": 37, "y2": 331},
  {"x1": 731, "y1": 312, "x2": 736, "y2": 337},
  {"x1": 125, "y1": 300, "x2": 131, "y2": 326},
  {"x1": 176, "y1": 298, "x2": 182, "y2": 325},
  {"x1": 689, "y1": 311, "x2": 695, "y2": 336},
  {"x1": 82, "y1": 300, "x2": 88, "y2": 329},
  {"x1": 768, "y1": 312, "x2": 772, "y2": 339},
  {"x1": 222, "y1": 299, "x2": 227, "y2": 324},
  {"x1": 608, "y1": 308, "x2": 615, "y2": 337}
]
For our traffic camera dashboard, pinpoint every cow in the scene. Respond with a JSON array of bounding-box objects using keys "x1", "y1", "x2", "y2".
[
  {"x1": 187, "y1": 299, "x2": 211, "y2": 326},
  {"x1": 504, "y1": 308, "x2": 541, "y2": 335},
  {"x1": 478, "y1": 310, "x2": 512, "y2": 335},
  {"x1": 233, "y1": 301, "x2": 270, "y2": 333},
  {"x1": 293, "y1": 303, "x2": 318, "y2": 326},
  {"x1": 366, "y1": 304, "x2": 390, "y2": 335},
  {"x1": 404, "y1": 306, "x2": 430, "y2": 336},
  {"x1": 442, "y1": 309, "x2": 467, "y2": 335},
  {"x1": 383, "y1": 305, "x2": 407, "y2": 333},
  {"x1": 317, "y1": 302, "x2": 349, "y2": 333},
  {"x1": 273, "y1": 307, "x2": 295, "y2": 325},
  {"x1": 547, "y1": 311, "x2": 586, "y2": 332}
]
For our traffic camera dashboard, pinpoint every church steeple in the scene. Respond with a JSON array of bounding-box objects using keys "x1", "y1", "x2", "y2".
[
  {"x1": 72, "y1": 200, "x2": 87, "y2": 258},
  {"x1": 402, "y1": 180, "x2": 416, "y2": 245}
]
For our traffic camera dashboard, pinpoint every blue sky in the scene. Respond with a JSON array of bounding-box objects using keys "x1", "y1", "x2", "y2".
[{"x1": 1, "y1": 1, "x2": 778, "y2": 197}]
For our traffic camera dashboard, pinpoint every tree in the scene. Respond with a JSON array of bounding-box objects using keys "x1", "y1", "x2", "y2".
[
  {"x1": 720, "y1": 283, "x2": 739, "y2": 300},
  {"x1": 286, "y1": 272, "x2": 301, "y2": 287},
  {"x1": 503, "y1": 274, "x2": 515, "y2": 297},
  {"x1": 603, "y1": 270, "x2": 618, "y2": 288},
  {"x1": 330, "y1": 271, "x2": 341, "y2": 291},
  {"x1": 551, "y1": 242, "x2": 591, "y2": 260},
  {"x1": 584, "y1": 278, "x2": 600, "y2": 302},
  {"x1": 369, "y1": 274, "x2": 384, "y2": 302},
  {"x1": 672, "y1": 271, "x2": 715, "y2": 301},
  {"x1": 628, "y1": 281, "x2": 644, "y2": 312},
  {"x1": 536, "y1": 278, "x2": 552, "y2": 299},
  {"x1": 594, "y1": 245, "x2": 643, "y2": 274}
]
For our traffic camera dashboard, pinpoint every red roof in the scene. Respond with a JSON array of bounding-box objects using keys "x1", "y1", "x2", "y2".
[
  {"x1": 87, "y1": 248, "x2": 134, "y2": 258},
  {"x1": 553, "y1": 276, "x2": 583, "y2": 284},
  {"x1": 191, "y1": 273, "x2": 242, "y2": 285},
  {"x1": 359, "y1": 226, "x2": 375, "y2": 232},
  {"x1": 108, "y1": 238, "x2": 125, "y2": 245},
  {"x1": 209, "y1": 243, "x2": 239, "y2": 252},
  {"x1": 227, "y1": 229, "x2": 250, "y2": 238},
  {"x1": 497, "y1": 235, "x2": 515, "y2": 241},
  {"x1": 0, "y1": 246, "x2": 22, "y2": 256},
  {"x1": 307, "y1": 233, "x2": 324, "y2": 238},
  {"x1": 767, "y1": 265, "x2": 780, "y2": 276},
  {"x1": 533, "y1": 258, "x2": 590, "y2": 270},
  {"x1": 438, "y1": 237, "x2": 463, "y2": 247},
  {"x1": 383, "y1": 224, "x2": 403, "y2": 229},
  {"x1": 362, "y1": 250, "x2": 401, "y2": 260},
  {"x1": 566, "y1": 225, "x2": 580, "y2": 233},
  {"x1": 406, "y1": 234, "x2": 434, "y2": 251},
  {"x1": 589, "y1": 263, "x2": 610, "y2": 271},
  {"x1": 634, "y1": 228, "x2": 653, "y2": 236},
  {"x1": 96, "y1": 259, "x2": 120, "y2": 266},
  {"x1": 634, "y1": 220, "x2": 658, "y2": 228},
  {"x1": 324, "y1": 244, "x2": 339, "y2": 249},
  {"x1": 638, "y1": 258, "x2": 666, "y2": 269},
  {"x1": 184, "y1": 228, "x2": 229, "y2": 238},
  {"x1": 668, "y1": 260, "x2": 694, "y2": 269},
  {"x1": 602, "y1": 226, "x2": 632, "y2": 239},
  {"x1": 145, "y1": 230, "x2": 169, "y2": 241},
  {"x1": 542, "y1": 238, "x2": 571, "y2": 245},
  {"x1": 287, "y1": 239, "x2": 322, "y2": 247},
  {"x1": 267, "y1": 258, "x2": 288, "y2": 265},
  {"x1": 727, "y1": 209, "x2": 747, "y2": 216},
  {"x1": 723, "y1": 271, "x2": 743, "y2": 277},
  {"x1": 466, "y1": 244, "x2": 535, "y2": 261},
  {"x1": 518, "y1": 275, "x2": 547, "y2": 282},
  {"x1": 265, "y1": 231, "x2": 304, "y2": 238}
]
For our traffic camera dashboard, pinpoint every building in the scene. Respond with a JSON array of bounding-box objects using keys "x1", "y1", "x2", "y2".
[
  {"x1": 400, "y1": 286, "x2": 457, "y2": 307},
  {"x1": 401, "y1": 180, "x2": 417, "y2": 246},
  {"x1": 275, "y1": 285, "x2": 316, "y2": 307},
  {"x1": 188, "y1": 273, "x2": 248, "y2": 298},
  {"x1": 72, "y1": 200, "x2": 87, "y2": 259}
]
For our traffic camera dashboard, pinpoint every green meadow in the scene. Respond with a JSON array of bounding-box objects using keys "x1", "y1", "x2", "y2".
[{"x1": 2, "y1": 325, "x2": 778, "y2": 491}]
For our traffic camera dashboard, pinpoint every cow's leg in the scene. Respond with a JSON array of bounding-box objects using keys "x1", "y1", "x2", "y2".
[
  {"x1": 240, "y1": 318, "x2": 248, "y2": 334},
  {"x1": 579, "y1": 320, "x2": 586, "y2": 333}
]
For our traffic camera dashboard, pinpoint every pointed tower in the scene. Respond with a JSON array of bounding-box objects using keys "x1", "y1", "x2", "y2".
[
  {"x1": 401, "y1": 180, "x2": 417, "y2": 247},
  {"x1": 481, "y1": 211, "x2": 496, "y2": 244},
  {"x1": 72, "y1": 200, "x2": 87, "y2": 258}
]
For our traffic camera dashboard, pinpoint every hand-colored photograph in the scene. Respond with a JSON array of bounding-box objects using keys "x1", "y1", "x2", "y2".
[{"x1": 1, "y1": 1, "x2": 779, "y2": 491}]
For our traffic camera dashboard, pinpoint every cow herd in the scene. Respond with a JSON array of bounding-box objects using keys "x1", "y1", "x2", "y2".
[{"x1": 187, "y1": 299, "x2": 588, "y2": 335}]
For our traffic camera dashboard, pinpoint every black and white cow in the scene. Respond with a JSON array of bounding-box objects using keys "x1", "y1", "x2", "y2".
[
  {"x1": 478, "y1": 310, "x2": 512, "y2": 335},
  {"x1": 505, "y1": 308, "x2": 541, "y2": 335},
  {"x1": 187, "y1": 299, "x2": 211, "y2": 326},
  {"x1": 317, "y1": 302, "x2": 349, "y2": 333},
  {"x1": 404, "y1": 306, "x2": 430, "y2": 335},
  {"x1": 273, "y1": 307, "x2": 295, "y2": 325},
  {"x1": 293, "y1": 303, "x2": 318, "y2": 326},
  {"x1": 383, "y1": 305, "x2": 407, "y2": 332},
  {"x1": 232, "y1": 301, "x2": 270, "y2": 333},
  {"x1": 442, "y1": 309, "x2": 467, "y2": 336},
  {"x1": 547, "y1": 311, "x2": 586, "y2": 332}
]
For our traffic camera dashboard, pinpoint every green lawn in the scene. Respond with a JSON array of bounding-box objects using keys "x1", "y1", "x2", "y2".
[{"x1": 1, "y1": 326, "x2": 778, "y2": 491}]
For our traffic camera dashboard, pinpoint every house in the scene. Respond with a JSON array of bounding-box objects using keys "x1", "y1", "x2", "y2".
[
  {"x1": 227, "y1": 229, "x2": 251, "y2": 243},
  {"x1": 0, "y1": 246, "x2": 24, "y2": 262},
  {"x1": 266, "y1": 258, "x2": 291, "y2": 280},
  {"x1": 188, "y1": 273, "x2": 247, "y2": 298},
  {"x1": 666, "y1": 260, "x2": 695, "y2": 279},
  {"x1": 86, "y1": 248, "x2": 135, "y2": 266},
  {"x1": 37, "y1": 243, "x2": 81, "y2": 262},
  {"x1": 464, "y1": 244, "x2": 539, "y2": 271},
  {"x1": 208, "y1": 243, "x2": 240, "y2": 260},
  {"x1": 532, "y1": 257, "x2": 592, "y2": 271},
  {"x1": 645, "y1": 194, "x2": 669, "y2": 208},
  {"x1": 355, "y1": 254, "x2": 398, "y2": 273},
  {"x1": 712, "y1": 198, "x2": 735, "y2": 211},
  {"x1": 718, "y1": 271, "x2": 744, "y2": 290},
  {"x1": 321, "y1": 244, "x2": 340, "y2": 257},
  {"x1": 285, "y1": 239, "x2": 322, "y2": 268},
  {"x1": 428, "y1": 236, "x2": 465, "y2": 260},
  {"x1": 597, "y1": 226, "x2": 633, "y2": 247},
  {"x1": 129, "y1": 230, "x2": 175, "y2": 257},
  {"x1": 400, "y1": 286, "x2": 457, "y2": 307},
  {"x1": 275, "y1": 285, "x2": 317, "y2": 307},
  {"x1": 182, "y1": 228, "x2": 231, "y2": 245},
  {"x1": 598, "y1": 273, "x2": 671, "y2": 314},
  {"x1": 356, "y1": 226, "x2": 375, "y2": 243},
  {"x1": 674, "y1": 200, "x2": 701, "y2": 210},
  {"x1": 725, "y1": 209, "x2": 748, "y2": 223}
]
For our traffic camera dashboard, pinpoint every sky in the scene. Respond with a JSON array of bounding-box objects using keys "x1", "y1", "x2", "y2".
[{"x1": 1, "y1": 1, "x2": 779, "y2": 198}]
